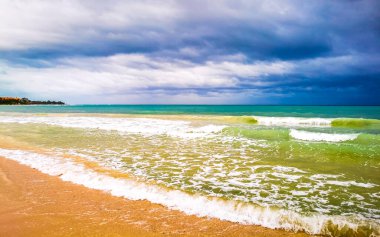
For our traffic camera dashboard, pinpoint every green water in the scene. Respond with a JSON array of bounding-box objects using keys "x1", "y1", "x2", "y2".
[{"x1": 0, "y1": 110, "x2": 379, "y2": 236}]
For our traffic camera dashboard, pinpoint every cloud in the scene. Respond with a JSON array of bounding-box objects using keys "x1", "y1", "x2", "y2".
[
  {"x1": 1, "y1": 0, "x2": 378, "y2": 60},
  {"x1": 2, "y1": 52, "x2": 378, "y2": 104},
  {"x1": 0, "y1": 0, "x2": 180, "y2": 50},
  {"x1": 0, "y1": 54, "x2": 293, "y2": 103},
  {"x1": 0, "y1": 0, "x2": 379, "y2": 104}
]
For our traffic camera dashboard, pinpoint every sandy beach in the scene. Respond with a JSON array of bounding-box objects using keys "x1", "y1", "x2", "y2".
[{"x1": 0, "y1": 155, "x2": 310, "y2": 237}]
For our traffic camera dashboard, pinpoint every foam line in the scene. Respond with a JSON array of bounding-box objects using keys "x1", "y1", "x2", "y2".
[{"x1": 0, "y1": 148, "x2": 377, "y2": 236}]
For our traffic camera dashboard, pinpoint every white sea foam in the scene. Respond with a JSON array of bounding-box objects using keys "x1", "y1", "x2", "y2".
[
  {"x1": 254, "y1": 116, "x2": 332, "y2": 127},
  {"x1": 325, "y1": 180, "x2": 377, "y2": 188},
  {"x1": 0, "y1": 116, "x2": 225, "y2": 139},
  {"x1": 289, "y1": 129, "x2": 359, "y2": 142},
  {"x1": 0, "y1": 148, "x2": 378, "y2": 236}
]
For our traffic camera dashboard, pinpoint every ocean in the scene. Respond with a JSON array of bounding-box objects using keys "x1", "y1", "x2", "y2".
[{"x1": 0, "y1": 105, "x2": 379, "y2": 236}]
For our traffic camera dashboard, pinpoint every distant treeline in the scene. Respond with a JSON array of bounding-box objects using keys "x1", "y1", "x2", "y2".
[{"x1": 0, "y1": 97, "x2": 65, "y2": 105}]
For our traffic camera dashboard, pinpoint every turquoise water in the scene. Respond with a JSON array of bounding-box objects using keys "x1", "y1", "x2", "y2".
[{"x1": 0, "y1": 105, "x2": 380, "y2": 118}]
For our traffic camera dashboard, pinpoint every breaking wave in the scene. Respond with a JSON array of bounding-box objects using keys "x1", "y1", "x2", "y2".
[
  {"x1": 0, "y1": 148, "x2": 378, "y2": 236},
  {"x1": 331, "y1": 118, "x2": 380, "y2": 128},
  {"x1": 0, "y1": 116, "x2": 225, "y2": 139},
  {"x1": 290, "y1": 129, "x2": 360, "y2": 142},
  {"x1": 253, "y1": 116, "x2": 332, "y2": 127}
]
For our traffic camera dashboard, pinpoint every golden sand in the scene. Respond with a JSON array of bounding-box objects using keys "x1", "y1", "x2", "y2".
[{"x1": 0, "y1": 156, "x2": 313, "y2": 237}]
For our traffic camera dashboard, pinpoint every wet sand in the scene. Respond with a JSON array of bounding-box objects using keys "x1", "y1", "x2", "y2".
[{"x1": 0, "y1": 157, "x2": 311, "y2": 237}]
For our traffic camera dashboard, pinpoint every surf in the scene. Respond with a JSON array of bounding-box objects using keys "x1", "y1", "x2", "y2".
[
  {"x1": 289, "y1": 129, "x2": 360, "y2": 142},
  {"x1": 0, "y1": 148, "x2": 378, "y2": 236},
  {"x1": 0, "y1": 113, "x2": 379, "y2": 237}
]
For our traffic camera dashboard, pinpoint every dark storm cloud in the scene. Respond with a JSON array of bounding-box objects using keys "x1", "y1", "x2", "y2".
[
  {"x1": 0, "y1": 0, "x2": 379, "y2": 104},
  {"x1": 2, "y1": 0, "x2": 378, "y2": 61}
]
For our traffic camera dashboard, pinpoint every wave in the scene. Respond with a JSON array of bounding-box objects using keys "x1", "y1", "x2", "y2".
[
  {"x1": 1, "y1": 114, "x2": 380, "y2": 130},
  {"x1": 223, "y1": 127, "x2": 362, "y2": 143},
  {"x1": 290, "y1": 129, "x2": 359, "y2": 142},
  {"x1": 0, "y1": 148, "x2": 378, "y2": 236},
  {"x1": 253, "y1": 116, "x2": 332, "y2": 127},
  {"x1": 331, "y1": 118, "x2": 380, "y2": 128},
  {"x1": 251, "y1": 116, "x2": 380, "y2": 129},
  {"x1": 220, "y1": 116, "x2": 258, "y2": 124},
  {"x1": 0, "y1": 116, "x2": 226, "y2": 139}
]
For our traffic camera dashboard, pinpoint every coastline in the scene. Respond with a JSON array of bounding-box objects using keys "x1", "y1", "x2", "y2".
[
  {"x1": 0, "y1": 112, "x2": 378, "y2": 236},
  {"x1": 0, "y1": 156, "x2": 310, "y2": 237}
]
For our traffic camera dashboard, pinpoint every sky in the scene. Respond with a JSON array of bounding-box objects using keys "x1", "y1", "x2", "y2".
[{"x1": 0, "y1": 0, "x2": 379, "y2": 105}]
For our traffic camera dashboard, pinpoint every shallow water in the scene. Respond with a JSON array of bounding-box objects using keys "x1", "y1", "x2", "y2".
[{"x1": 0, "y1": 108, "x2": 379, "y2": 236}]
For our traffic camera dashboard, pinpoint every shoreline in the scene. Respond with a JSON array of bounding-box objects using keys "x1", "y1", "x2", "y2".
[
  {"x1": 0, "y1": 156, "x2": 310, "y2": 237},
  {"x1": 1, "y1": 114, "x2": 378, "y2": 236}
]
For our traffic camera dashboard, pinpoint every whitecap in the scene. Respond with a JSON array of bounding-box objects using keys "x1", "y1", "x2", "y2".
[
  {"x1": 289, "y1": 129, "x2": 359, "y2": 142},
  {"x1": 254, "y1": 116, "x2": 332, "y2": 127}
]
